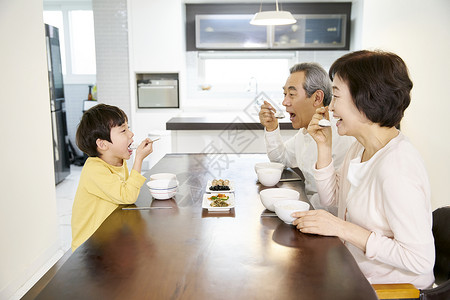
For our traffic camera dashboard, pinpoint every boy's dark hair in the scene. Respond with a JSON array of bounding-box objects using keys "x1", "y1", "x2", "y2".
[
  {"x1": 329, "y1": 50, "x2": 412, "y2": 128},
  {"x1": 76, "y1": 104, "x2": 128, "y2": 157}
]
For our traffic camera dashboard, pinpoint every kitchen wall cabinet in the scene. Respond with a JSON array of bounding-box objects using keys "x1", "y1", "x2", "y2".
[
  {"x1": 195, "y1": 15, "x2": 268, "y2": 49},
  {"x1": 186, "y1": 2, "x2": 351, "y2": 51},
  {"x1": 195, "y1": 13, "x2": 347, "y2": 50},
  {"x1": 273, "y1": 14, "x2": 347, "y2": 49}
]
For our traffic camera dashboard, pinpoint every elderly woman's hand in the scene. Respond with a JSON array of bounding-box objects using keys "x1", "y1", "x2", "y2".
[
  {"x1": 307, "y1": 107, "x2": 332, "y2": 146},
  {"x1": 292, "y1": 209, "x2": 372, "y2": 252},
  {"x1": 291, "y1": 209, "x2": 343, "y2": 237},
  {"x1": 307, "y1": 107, "x2": 333, "y2": 169}
]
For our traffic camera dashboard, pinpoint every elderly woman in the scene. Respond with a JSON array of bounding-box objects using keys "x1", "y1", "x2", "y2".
[{"x1": 292, "y1": 50, "x2": 435, "y2": 289}]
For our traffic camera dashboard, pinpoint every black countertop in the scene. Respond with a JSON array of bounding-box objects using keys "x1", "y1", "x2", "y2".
[{"x1": 166, "y1": 116, "x2": 296, "y2": 130}]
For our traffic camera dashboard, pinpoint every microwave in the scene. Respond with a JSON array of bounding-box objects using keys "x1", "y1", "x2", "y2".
[{"x1": 137, "y1": 80, "x2": 179, "y2": 108}]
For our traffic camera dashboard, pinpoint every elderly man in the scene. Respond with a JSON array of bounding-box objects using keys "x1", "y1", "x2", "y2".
[{"x1": 259, "y1": 62, "x2": 353, "y2": 210}]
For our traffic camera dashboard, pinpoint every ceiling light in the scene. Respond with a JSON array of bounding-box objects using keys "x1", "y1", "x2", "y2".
[{"x1": 250, "y1": 1, "x2": 297, "y2": 26}]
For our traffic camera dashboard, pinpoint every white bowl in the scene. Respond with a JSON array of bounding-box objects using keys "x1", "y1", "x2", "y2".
[
  {"x1": 254, "y1": 162, "x2": 284, "y2": 174},
  {"x1": 149, "y1": 186, "x2": 177, "y2": 192},
  {"x1": 260, "y1": 188, "x2": 300, "y2": 211},
  {"x1": 257, "y1": 168, "x2": 282, "y2": 187},
  {"x1": 146, "y1": 179, "x2": 178, "y2": 190},
  {"x1": 274, "y1": 200, "x2": 310, "y2": 224},
  {"x1": 150, "y1": 173, "x2": 177, "y2": 181},
  {"x1": 149, "y1": 187, "x2": 177, "y2": 200}
]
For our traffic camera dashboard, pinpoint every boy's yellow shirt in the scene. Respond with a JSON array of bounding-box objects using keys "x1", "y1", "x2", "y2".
[{"x1": 71, "y1": 157, "x2": 146, "y2": 251}]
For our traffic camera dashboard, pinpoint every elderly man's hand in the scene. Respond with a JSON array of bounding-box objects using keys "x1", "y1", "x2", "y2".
[{"x1": 259, "y1": 101, "x2": 279, "y2": 132}]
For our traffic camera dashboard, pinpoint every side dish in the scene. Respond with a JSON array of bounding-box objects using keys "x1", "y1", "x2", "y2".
[
  {"x1": 208, "y1": 193, "x2": 229, "y2": 201},
  {"x1": 210, "y1": 199, "x2": 230, "y2": 207},
  {"x1": 210, "y1": 179, "x2": 231, "y2": 191},
  {"x1": 208, "y1": 193, "x2": 230, "y2": 207},
  {"x1": 202, "y1": 193, "x2": 235, "y2": 211}
]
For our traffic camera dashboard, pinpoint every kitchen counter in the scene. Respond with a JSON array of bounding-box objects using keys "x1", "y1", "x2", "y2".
[
  {"x1": 166, "y1": 114, "x2": 297, "y2": 153},
  {"x1": 166, "y1": 116, "x2": 296, "y2": 131}
]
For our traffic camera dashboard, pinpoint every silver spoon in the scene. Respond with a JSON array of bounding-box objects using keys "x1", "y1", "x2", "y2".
[
  {"x1": 318, "y1": 110, "x2": 332, "y2": 127},
  {"x1": 122, "y1": 206, "x2": 172, "y2": 210},
  {"x1": 257, "y1": 98, "x2": 285, "y2": 119},
  {"x1": 130, "y1": 137, "x2": 160, "y2": 150},
  {"x1": 274, "y1": 111, "x2": 285, "y2": 119},
  {"x1": 318, "y1": 119, "x2": 331, "y2": 127}
]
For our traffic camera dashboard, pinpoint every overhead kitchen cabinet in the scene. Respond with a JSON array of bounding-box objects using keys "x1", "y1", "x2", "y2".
[
  {"x1": 186, "y1": 2, "x2": 351, "y2": 51},
  {"x1": 195, "y1": 15, "x2": 268, "y2": 49},
  {"x1": 273, "y1": 14, "x2": 347, "y2": 49}
]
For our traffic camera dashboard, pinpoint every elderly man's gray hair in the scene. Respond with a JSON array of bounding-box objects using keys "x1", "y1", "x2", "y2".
[{"x1": 289, "y1": 62, "x2": 332, "y2": 106}]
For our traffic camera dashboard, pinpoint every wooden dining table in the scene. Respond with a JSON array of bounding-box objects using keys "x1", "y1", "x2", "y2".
[{"x1": 32, "y1": 153, "x2": 378, "y2": 300}]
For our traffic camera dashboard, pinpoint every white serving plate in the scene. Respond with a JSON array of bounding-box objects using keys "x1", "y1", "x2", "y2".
[
  {"x1": 205, "y1": 180, "x2": 234, "y2": 193},
  {"x1": 202, "y1": 193, "x2": 235, "y2": 211}
]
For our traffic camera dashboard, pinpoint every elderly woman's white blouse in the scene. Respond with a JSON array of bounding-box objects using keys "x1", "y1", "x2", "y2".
[{"x1": 314, "y1": 132, "x2": 435, "y2": 289}]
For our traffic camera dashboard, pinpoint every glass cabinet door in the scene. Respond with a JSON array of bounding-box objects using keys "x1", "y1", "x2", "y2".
[
  {"x1": 195, "y1": 14, "x2": 347, "y2": 50},
  {"x1": 273, "y1": 14, "x2": 347, "y2": 49},
  {"x1": 196, "y1": 15, "x2": 269, "y2": 49}
]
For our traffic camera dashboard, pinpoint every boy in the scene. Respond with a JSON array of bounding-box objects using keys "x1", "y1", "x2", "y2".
[{"x1": 71, "y1": 104, "x2": 153, "y2": 251}]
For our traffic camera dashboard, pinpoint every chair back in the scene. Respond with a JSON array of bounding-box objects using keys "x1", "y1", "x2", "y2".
[
  {"x1": 432, "y1": 206, "x2": 450, "y2": 285},
  {"x1": 373, "y1": 206, "x2": 450, "y2": 300}
]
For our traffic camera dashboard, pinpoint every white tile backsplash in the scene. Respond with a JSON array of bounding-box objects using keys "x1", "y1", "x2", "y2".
[
  {"x1": 93, "y1": 0, "x2": 131, "y2": 119},
  {"x1": 64, "y1": 84, "x2": 89, "y2": 156}
]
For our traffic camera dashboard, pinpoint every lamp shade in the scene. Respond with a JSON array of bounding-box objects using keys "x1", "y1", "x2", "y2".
[{"x1": 250, "y1": 10, "x2": 297, "y2": 26}]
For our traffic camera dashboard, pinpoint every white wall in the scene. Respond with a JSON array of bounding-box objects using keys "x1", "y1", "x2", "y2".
[
  {"x1": 127, "y1": 0, "x2": 186, "y2": 168},
  {"x1": 0, "y1": 0, "x2": 60, "y2": 298},
  {"x1": 361, "y1": 0, "x2": 450, "y2": 209}
]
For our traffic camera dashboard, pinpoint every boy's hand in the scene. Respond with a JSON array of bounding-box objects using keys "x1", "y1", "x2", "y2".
[
  {"x1": 132, "y1": 138, "x2": 155, "y2": 173},
  {"x1": 135, "y1": 138, "x2": 154, "y2": 160}
]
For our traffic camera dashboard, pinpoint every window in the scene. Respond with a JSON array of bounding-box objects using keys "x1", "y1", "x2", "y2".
[
  {"x1": 43, "y1": 3, "x2": 96, "y2": 84},
  {"x1": 196, "y1": 52, "x2": 294, "y2": 94},
  {"x1": 185, "y1": 51, "x2": 296, "y2": 110},
  {"x1": 68, "y1": 10, "x2": 96, "y2": 75},
  {"x1": 202, "y1": 57, "x2": 290, "y2": 92}
]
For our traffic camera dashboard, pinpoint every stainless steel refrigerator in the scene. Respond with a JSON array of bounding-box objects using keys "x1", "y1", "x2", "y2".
[{"x1": 45, "y1": 24, "x2": 70, "y2": 184}]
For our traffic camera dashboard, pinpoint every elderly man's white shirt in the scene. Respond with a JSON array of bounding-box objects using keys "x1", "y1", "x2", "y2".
[{"x1": 264, "y1": 121, "x2": 354, "y2": 209}]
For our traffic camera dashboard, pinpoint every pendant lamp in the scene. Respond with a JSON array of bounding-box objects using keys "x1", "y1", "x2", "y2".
[{"x1": 250, "y1": 0, "x2": 297, "y2": 26}]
